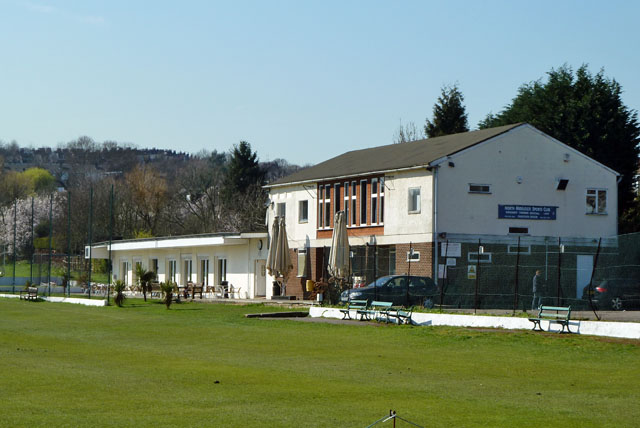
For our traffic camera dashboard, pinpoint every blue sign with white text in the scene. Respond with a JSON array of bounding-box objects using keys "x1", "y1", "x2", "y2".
[{"x1": 498, "y1": 204, "x2": 557, "y2": 220}]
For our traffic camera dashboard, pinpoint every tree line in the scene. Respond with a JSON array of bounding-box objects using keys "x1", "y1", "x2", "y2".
[
  {"x1": 394, "y1": 64, "x2": 640, "y2": 232},
  {"x1": 0, "y1": 139, "x2": 304, "y2": 258}
]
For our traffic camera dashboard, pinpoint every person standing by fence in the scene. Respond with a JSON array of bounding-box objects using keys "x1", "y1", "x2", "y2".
[{"x1": 531, "y1": 270, "x2": 545, "y2": 310}]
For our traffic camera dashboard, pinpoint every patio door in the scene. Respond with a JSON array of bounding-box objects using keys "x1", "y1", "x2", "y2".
[{"x1": 255, "y1": 259, "x2": 266, "y2": 296}]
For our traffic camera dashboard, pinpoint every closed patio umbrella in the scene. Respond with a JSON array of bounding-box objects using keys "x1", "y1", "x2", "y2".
[
  {"x1": 266, "y1": 216, "x2": 280, "y2": 277},
  {"x1": 267, "y1": 216, "x2": 293, "y2": 296},
  {"x1": 328, "y1": 210, "x2": 350, "y2": 280}
]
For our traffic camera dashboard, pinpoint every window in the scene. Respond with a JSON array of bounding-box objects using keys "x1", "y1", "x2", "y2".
[
  {"x1": 408, "y1": 187, "x2": 421, "y2": 213},
  {"x1": 351, "y1": 181, "x2": 357, "y2": 226},
  {"x1": 344, "y1": 182, "x2": 349, "y2": 226},
  {"x1": 379, "y1": 177, "x2": 385, "y2": 225},
  {"x1": 360, "y1": 180, "x2": 367, "y2": 225},
  {"x1": 200, "y1": 259, "x2": 209, "y2": 286},
  {"x1": 298, "y1": 200, "x2": 308, "y2": 223},
  {"x1": 586, "y1": 189, "x2": 607, "y2": 214},
  {"x1": 469, "y1": 184, "x2": 491, "y2": 194},
  {"x1": 276, "y1": 202, "x2": 286, "y2": 219},
  {"x1": 324, "y1": 184, "x2": 331, "y2": 227},
  {"x1": 371, "y1": 178, "x2": 378, "y2": 225},
  {"x1": 121, "y1": 261, "x2": 130, "y2": 285},
  {"x1": 150, "y1": 258, "x2": 158, "y2": 275},
  {"x1": 217, "y1": 259, "x2": 227, "y2": 284},
  {"x1": 468, "y1": 252, "x2": 492, "y2": 263},
  {"x1": 297, "y1": 248, "x2": 308, "y2": 277},
  {"x1": 168, "y1": 260, "x2": 177, "y2": 283},
  {"x1": 509, "y1": 227, "x2": 529, "y2": 234},
  {"x1": 183, "y1": 259, "x2": 193, "y2": 285},
  {"x1": 318, "y1": 186, "x2": 324, "y2": 228},
  {"x1": 334, "y1": 183, "x2": 341, "y2": 214},
  {"x1": 406, "y1": 251, "x2": 420, "y2": 262}
]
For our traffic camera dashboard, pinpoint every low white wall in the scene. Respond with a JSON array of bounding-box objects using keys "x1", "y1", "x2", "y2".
[
  {"x1": 0, "y1": 294, "x2": 107, "y2": 307},
  {"x1": 309, "y1": 307, "x2": 640, "y2": 339}
]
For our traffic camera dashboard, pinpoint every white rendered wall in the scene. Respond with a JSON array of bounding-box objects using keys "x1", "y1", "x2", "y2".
[{"x1": 436, "y1": 126, "x2": 618, "y2": 238}]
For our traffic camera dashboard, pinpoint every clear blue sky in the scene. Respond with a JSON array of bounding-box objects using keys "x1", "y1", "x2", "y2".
[{"x1": 1, "y1": 1, "x2": 638, "y2": 165}]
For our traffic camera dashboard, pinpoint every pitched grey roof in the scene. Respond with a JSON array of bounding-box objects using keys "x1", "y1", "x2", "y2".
[{"x1": 267, "y1": 123, "x2": 523, "y2": 187}]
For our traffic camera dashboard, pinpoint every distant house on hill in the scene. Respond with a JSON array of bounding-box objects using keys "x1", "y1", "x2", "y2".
[{"x1": 264, "y1": 123, "x2": 619, "y2": 302}]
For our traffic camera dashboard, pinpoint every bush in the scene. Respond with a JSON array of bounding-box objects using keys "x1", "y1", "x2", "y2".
[
  {"x1": 160, "y1": 281, "x2": 174, "y2": 309},
  {"x1": 113, "y1": 280, "x2": 126, "y2": 307}
]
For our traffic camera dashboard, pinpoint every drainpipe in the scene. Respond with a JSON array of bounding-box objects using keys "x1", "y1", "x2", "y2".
[{"x1": 431, "y1": 165, "x2": 439, "y2": 286}]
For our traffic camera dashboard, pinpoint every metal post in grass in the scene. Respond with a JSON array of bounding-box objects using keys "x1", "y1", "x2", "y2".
[
  {"x1": 48, "y1": 193, "x2": 53, "y2": 297},
  {"x1": 512, "y1": 236, "x2": 521, "y2": 315},
  {"x1": 440, "y1": 240, "x2": 449, "y2": 311},
  {"x1": 30, "y1": 196, "x2": 34, "y2": 284},
  {"x1": 107, "y1": 184, "x2": 113, "y2": 305},
  {"x1": 88, "y1": 186, "x2": 93, "y2": 299},
  {"x1": 556, "y1": 238, "x2": 562, "y2": 307},
  {"x1": 67, "y1": 191, "x2": 71, "y2": 298},
  {"x1": 587, "y1": 237, "x2": 602, "y2": 321},
  {"x1": 12, "y1": 198, "x2": 16, "y2": 294},
  {"x1": 474, "y1": 239, "x2": 481, "y2": 314},
  {"x1": 405, "y1": 242, "x2": 412, "y2": 306}
]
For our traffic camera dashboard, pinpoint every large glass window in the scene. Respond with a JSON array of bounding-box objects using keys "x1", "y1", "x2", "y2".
[
  {"x1": 351, "y1": 181, "x2": 357, "y2": 226},
  {"x1": 586, "y1": 189, "x2": 607, "y2": 214},
  {"x1": 344, "y1": 182, "x2": 350, "y2": 226},
  {"x1": 324, "y1": 184, "x2": 331, "y2": 227},
  {"x1": 371, "y1": 178, "x2": 378, "y2": 225},
  {"x1": 360, "y1": 180, "x2": 367, "y2": 225},
  {"x1": 276, "y1": 202, "x2": 286, "y2": 219},
  {"x1": 200, "y1": 259, "x2": 209, "y2": 286},
  {"x1": 217, "y1": 259, "x2": 227, "y2": 284},
  {"x1": 318, "y1": 186, "x2": 324, "y2": 228},
  {"x1": 334, "y1": 183, "x2": 341, "y2": 214},
  {"x1": 408, "y1": 187, "x2": 421, "y2": 213},
  {"x1": 183, "y1": 259, "x2": 193, "y2": 285},
  {"x1": 168, "y1": 260, "x2": 177, "y2": 284},
  {"x1": 379, "y1": 177, "x2": 385, "y2": 224}
]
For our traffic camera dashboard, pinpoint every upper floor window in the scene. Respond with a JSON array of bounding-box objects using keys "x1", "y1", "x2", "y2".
[
  {"x1": 586, "y1": 189, "x2": 607, "y2": 214},
  {"x1": 360, "y1": 180, "x2": 368, "y2": 225},
  {"x1": 298, "y1": 200, "x2": 308, "y2": 223},
  {"x1": 276, "y1": 202, "x2": 286, "y2": 219},
  {"x1": 469, "y1": 183, "x2": 491, "y2": 194},
  {"x1": 324, "y1": 184, "x2": 331, "y2": 227},
  {"x1": 408, "y1": 187, "x2": 421, "y2": 214},
  {"x1": 334, "y1": 183, "x2": 341, "y2": 214},
  {"x1": 351, "y1": 181, "x2": 357, "y2": 226},
  {"x1": 344, "y1": 182, "x2": 350, "y2": 226},
  {"x1": 371, "y1": 178, "x2": 378, "y2": 225}
]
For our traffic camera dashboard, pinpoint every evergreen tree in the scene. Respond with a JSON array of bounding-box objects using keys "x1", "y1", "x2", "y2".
[
  {"x1": 424, "y1": 84, "x2": 469, "y2": 138},
  {"x1": 222, "y1": 141, "x2": 263, "y2": 200},
  {"x1": 479, "y1": 64, "x2": 640, "y2": 229}
]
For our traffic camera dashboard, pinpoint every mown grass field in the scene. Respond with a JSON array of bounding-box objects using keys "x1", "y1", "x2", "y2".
[{"x1": 0, "y1": 298, "x2": 638, "y2": 427}]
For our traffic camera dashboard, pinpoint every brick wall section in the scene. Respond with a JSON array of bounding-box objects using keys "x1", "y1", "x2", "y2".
[
  {"x1": 281, "y1": 247, "x2": 327, "y2": 300},
  {"x1": 395, "y1": 242, "x2": 434, "y2": 278}
]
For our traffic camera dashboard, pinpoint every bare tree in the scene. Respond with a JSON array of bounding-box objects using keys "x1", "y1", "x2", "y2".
[{"x1": 393, "y1": 120, "x2": 425, "y2": 144}]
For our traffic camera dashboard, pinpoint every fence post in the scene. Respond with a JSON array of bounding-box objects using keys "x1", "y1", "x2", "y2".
[
  {"x1": 556, "y1": 238, "x2": 562, "y2": 306},
  {"x1": 12, "y1": 198, "x2": 16, "y2": 293},
  {"x1": 440, "y1": 240, "x2": 449, "y2": 311},
  {"x1": 108, "y1": 184, "x2": 113, "y2": 305},
  {"x1": 67, "y1": 191, "x2": 71, "y2": 297},
  {"x1": 474, "y1": 239, "x2": 481, "y2": 314},
  {"x1": 587, "y1": 237, "x2": 602, "y2": 321},
  {"x1": 513, "y1": 236, "x2": 521, "y2": 315},
  {"x1": 48, "y1": 193, "x2": 53, "y2": 296},
  {"x1": 30, "y1": 197, "x2": 34, "y2": 284},
  {"x1": 88, "y1": 187, "x2": 93, "y2": 299}
]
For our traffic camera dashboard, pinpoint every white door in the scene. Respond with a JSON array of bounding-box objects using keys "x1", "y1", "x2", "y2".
[
  {"x1": 255, "y1": 259, "x2": 266, "y2": 296},
  {"x1": 576, "y1": 255, "x2": 594, "y2": 299}
]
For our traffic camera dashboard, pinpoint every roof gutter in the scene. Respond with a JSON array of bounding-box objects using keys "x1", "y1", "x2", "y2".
[{"x1": 264, "y1": 164, "x2": 431, "y2": 189}]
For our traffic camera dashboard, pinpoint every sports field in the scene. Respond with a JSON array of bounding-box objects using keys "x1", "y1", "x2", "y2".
[{"x1": 1, "y1": 298, "x2": 638, "y2": 427}]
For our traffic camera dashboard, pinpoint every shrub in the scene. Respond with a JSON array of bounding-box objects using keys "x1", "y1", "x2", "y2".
[
  {"x1": 160, "y1": 281, "x2": 174, "y2": 309},
  {"x1": 113, "y1": 280, "x2": 126, "y2": 307}
]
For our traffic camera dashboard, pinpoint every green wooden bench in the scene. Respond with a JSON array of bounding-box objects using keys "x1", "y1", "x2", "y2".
[
  {"x1": 339, "y1": 300, "x2": 369, "y2": 320},
  {"x1": 362, "y1": 301, "x2": 393, "y2": 321},
  {"x1": 528, "y1": 305, "x2": 573, "y2": 333},
  {"x1": 19, "y1": 287, "x2": 38, "y2": 301},
  {"x1": 387, "y1": 307, "x2": 413, "y2": 325}
]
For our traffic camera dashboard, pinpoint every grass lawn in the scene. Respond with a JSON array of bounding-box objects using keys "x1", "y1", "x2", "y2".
[{"x1": 0, "y1": 298, "x2": 638, "y2": 427}]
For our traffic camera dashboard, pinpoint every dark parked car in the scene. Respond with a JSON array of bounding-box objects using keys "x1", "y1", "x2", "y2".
[
  {"x1": 340, "y1": 275, "x2": 439, "y2": 308},
  {"x1": 582, "y1": 279, "x2": 640, "y2": 310}
]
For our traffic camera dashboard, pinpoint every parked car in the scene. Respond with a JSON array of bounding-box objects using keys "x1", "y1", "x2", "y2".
[
  {"x1": 340, "y1": 275, "x2": 439, "y2": 308},
  {"x1": 582, "y1": 279, "x2": 640, "y2": 310}
]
